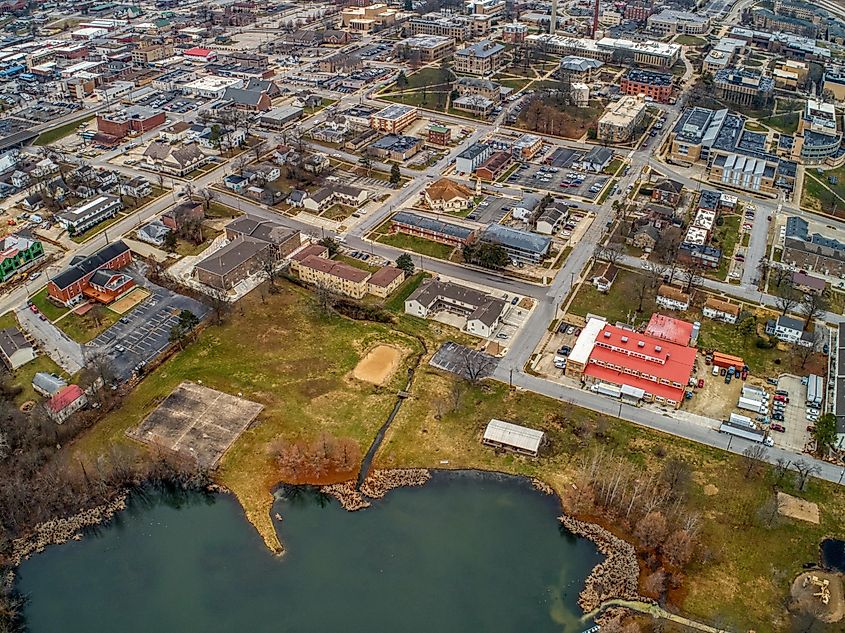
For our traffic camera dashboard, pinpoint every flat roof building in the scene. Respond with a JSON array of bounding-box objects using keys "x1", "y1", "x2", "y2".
[{"x1": 597, "y1": 96, "x2": 646, "y2": 143}]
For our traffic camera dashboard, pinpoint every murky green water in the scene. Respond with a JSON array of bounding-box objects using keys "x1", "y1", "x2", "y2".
[{"x1": 18, "y1": 472, "x2": 601, "y2": 632}]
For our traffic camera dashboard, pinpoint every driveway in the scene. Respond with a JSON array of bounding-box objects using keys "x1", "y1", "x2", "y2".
[{"x1": 16, "y1": 306, "x2": 85, "y2": 374}]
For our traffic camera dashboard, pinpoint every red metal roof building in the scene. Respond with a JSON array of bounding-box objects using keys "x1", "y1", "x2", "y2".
[
  {"x1": 644, "y1": 313, "x2": 694, "y2": 346},
  {"x1": 183, "y1": 47, "x2": 217, "y2": 62},
  {"x1": 568, "y1": 317, "x2": 697, "y2": 408},
  {"x1": 47, "y1": 384, "x2": 87, "y2": 423}
]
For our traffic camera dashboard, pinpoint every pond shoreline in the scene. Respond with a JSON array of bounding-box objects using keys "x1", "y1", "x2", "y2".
[
  {"x1": 10, "y1": 468, "x2": 646, "y2": 626},
  {"x1": 314, "y1": 468, "x2": 646, "y2": 617}
]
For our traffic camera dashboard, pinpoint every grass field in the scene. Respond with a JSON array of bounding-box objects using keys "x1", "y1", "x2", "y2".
[
  {"x1": 33, "y1": 115, "x2": 95, "y2": 146},
  {"x1": 802, "y1": 166, "x2": 845, "y2": 214},
  {"x1": 376, "y1": 232, "x2": 456, "y2": 260},
  {"x1": 70, "y1": 214, "x2": 124, "y2": 244},
  {"x1": 760, "y1": 112, "x2": 799, "y2": 135},
  {"x1": 711, "y1": 215, "x2": 741, "y2": 280},
  {"x1": 10, "y1": 354, "x2": 66, "y2": 406},
  {"x1": 567, "y1": 267, "x2": 653, "y2": 326},
  {"x1": 30, "y1": 287, "x2": 68, "y2": 321},
  {"x1": 72, "y1": 282, "x2": 428, "y2": 553},
  {"x1": 674, "y1": 34, "x2": 707, "y2": 46},
  {"x1": 56, "y1": 306, "x2": 121, "y2": 343}
]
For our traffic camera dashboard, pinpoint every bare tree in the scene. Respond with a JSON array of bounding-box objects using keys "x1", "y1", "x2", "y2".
[
  {"x1": 633, "y1": 272, "x2": 652, "y2": 312},
  {"x1": 742, "y1": 444, "x2": 769, "y2": 479},
  {"x1": 797, "y1": 332, "x2": 820, "y2": 369},
  {"x1": 793, "y1": 459, "x2": 821, "y2": 492},
  {"x1": 206, "y1": 288, "x2": 231, "y2": 325},
  {"x1": 642, "y1": 260, "x2": 669, "y2": 289},
  {"x1": 199, "y1": 188, "x2": 216, "y2": 213},
  {"x1": 776, "y1": 282, "x2": 801, "y2": 316},
  {"x1": 678, "y1": 261, "x2": 705, "y2": 294},
  {"x1": 595, "y1": 242, "x2": 624, "y2": 266},
  {"x1": 800, "y1": 292, "x2": 829, "y2": 329},
  {"x1": 457, "y1": 347, "x2": 496, "y2": 384}
]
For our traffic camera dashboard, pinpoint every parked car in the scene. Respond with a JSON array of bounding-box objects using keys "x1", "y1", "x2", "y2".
[
  {"x1": 697, "y1": 378, "x2": 704, "y2": 388},
  {"x1": 775, "y1": 389, "x2": 789, "y2": 396},
  {"x1": 774, "y1": 395, "x2": 789, "y2": 403},
  {"x1": 772, "y1": 413, "x2": 785, "y2": 421},
  {"x1": 767, "y1": 378, "x2": 779, "y2": 386},
  {"x1": 720, "y1": 368, "x2": 726, "y2": 376},
  {"x1": 771, "y1": 423, "x2": 785, "y2": 432},
  {"x1": 712, "y1": 366, "x2": 719, "y2": 376},
  {"x1": 566, "y1": 325, "x2": 575, "y2": 335},
  {"x1": 558, "y1": 346, "x2": 572, "y2": 356}
]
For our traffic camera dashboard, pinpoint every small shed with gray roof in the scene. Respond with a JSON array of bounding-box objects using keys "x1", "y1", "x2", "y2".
[{"x1": 483, "y1": 418, "x2": 546, "y2": 456}]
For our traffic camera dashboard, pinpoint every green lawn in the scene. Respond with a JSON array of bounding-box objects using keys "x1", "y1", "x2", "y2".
[
  {"x1": 10, "y1": 354, "x2": 66, "y2": 406},
  {"x1": 567, "y1": 268, "x2": 653, "y2": 325},
  {"x1": 30, "y1": 287, "x2": 68, "y2": 321},
  {"x1": 56, "y1": 307, "x2": 121, "y2": 344},
  {"x1": 675, "y1": 34, "x2": 707, "y2": 46},
  {"x1": 72, "y1": 282, "x2": 428, "y2": 553},
  {"x1": 801, "y1": 165, "x2": 845, "y2": 214},
  {"x1": 384, "y1": 272, "x2": 429, "y2": 312},
  {"x1": 602, "y1": 158, "x2": 624, "y2": 175},
  {"x1": 336, "y1": 253, "x2": 380, "y2": 273},
  {"x1": 376, "y1": 232, "x2": 456, "y2": 260},
  {"x1": 174, "y1": 227, "x2": 219, "y2": 257},
  {"x1": 70, "y1": 214, "x2": 125, "y2": 244},
  {"x1": 33, "y1": 115, "x2": 95, "y2": 146},
  {"x1": 405, "y1": 67, "x2": 452, "y2": 90},
  {"x1": 759, "y1": 112, "x2": 799, "y2": 135},
  {"x1": 711, "y1": 215, "x2": 741, "y2": 280}
]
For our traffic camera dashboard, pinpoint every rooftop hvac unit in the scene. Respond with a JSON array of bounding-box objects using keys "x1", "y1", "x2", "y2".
[
  {"x1": 637, "y1": 341, "x2": 645, "y2": 348},
  {"x1": 621, "y1": 336, "x2": 628, "y2": 343}
]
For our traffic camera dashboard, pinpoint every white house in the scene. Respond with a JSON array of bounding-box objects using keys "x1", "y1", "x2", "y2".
[
  {"x1": 592, "y1": 263, "x2": 618, "y2": 293},
  {"x1": 302, "y1": 184, "x2": 368, "y2": 213},
  {"x1": 656, "y1": 284, "x2": 690, "y2": 311},
  {"x1": 702, "y1": 297, "x2": 740, "y2": 324},
  {"x1": 47, "y1": 384, "x2": 88, "y2": 424},
  {"x1": 0, "y1": 327, "x2": 35, "y2": 370},
  {"x1": 766, "y1": 315, "x2": 813, "y2": 347}
]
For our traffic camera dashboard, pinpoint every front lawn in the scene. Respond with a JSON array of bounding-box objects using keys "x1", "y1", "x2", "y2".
[
  {"x1": 30, "y1": 287, "x2": 68, "y2": 321},
  {"x1": 711, "y1": 215, "x2": 741, "y2": 280},
  {"x1": 567, "y1": 267, "x2": 654, "y2": 325},
  {"x1": 56, "y1": 306, "x2": 121, "y2": 343},
  {"x1": 376, "y1": 232, "x2": 456, "y2": 260},
  {"x1": 33, "y1": 115, "x2": 95, "y2": 146}
]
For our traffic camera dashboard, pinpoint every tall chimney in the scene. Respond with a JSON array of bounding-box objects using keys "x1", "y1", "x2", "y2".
[
  {"x1": 592, "y1": 0, "x2": 599, "y2": 38},
  {"x1": 550, "y1": 0, "x2": 557, "y2": 34}
]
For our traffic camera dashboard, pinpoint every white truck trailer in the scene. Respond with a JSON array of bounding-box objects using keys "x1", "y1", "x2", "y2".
[
  {"x1": 590, "y1": 383, "x2": 622, "y2": 398},
  {"x1": 737, "y1": 396, "x2": 766, "y2": 414},
  {"x1": 719, "y1": 421, "x2": 774, "y2": 446}
]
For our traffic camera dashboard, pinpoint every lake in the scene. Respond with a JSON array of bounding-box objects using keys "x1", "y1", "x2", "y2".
[{"x1": 18, "y1": 471, "x2": 602, "y2": 633}]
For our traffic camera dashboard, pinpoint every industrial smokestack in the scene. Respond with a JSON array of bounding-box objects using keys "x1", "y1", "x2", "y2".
[
  {"x1": 550, "y1": 0, "x2": 557, "y2": 34},
  {"x1": 592, "y1": 0, "x2": 599, "y2": 39}
]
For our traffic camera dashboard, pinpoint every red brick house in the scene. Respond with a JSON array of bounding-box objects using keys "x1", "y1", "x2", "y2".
[
  {"x1": 162, "y1": 201, "x2": 205, "y2": 231},
  {"x1": 97, "y1": 106, "x2": 166, "y2": 140},
  {"x1": 48, "y1": 241, "x2": 134, "y2": 306}
]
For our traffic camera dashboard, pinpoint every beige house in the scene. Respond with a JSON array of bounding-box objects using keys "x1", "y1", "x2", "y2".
[
  {"x1": 368, "y1": 266, "x2": 405, "y2": 298},
  {"x1": 424, "y1": 178, "x2": 473, "y2": 212}
]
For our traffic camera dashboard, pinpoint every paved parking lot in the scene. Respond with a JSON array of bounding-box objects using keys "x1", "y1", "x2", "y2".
[
  {"x1": 430, "y1": 342, "x2": 499, "y2": 380},
  {"x1": 466, "y1": 196, "x2": 511, "y2": 224},
  {"x1": 88, "y1": 275, "x2": 209, "y2": 382},
  {"x1": 506, "y1": 163, "x2": 608, "y2": 200},
  {"x1": 775, "y1": 375, "x2": 815, "y2": 452}
]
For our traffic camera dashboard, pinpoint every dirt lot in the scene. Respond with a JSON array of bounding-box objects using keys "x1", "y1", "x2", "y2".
[
  {"x1": 128, "y1": 381, "x2": 263, "y2": 468},
  {"x1": 352, "y1": 345, "x2": 403, "y2": 385},
  {"x1": 791, "y1": 572, "x2": 845, "y2": 624},
  {"x1": 778, "y1": 492, "x2": 820, "y2": 524},
  {"x1": 109, "y1": 288, "x2": 150, "y2": 314}
]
